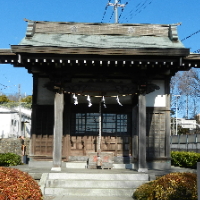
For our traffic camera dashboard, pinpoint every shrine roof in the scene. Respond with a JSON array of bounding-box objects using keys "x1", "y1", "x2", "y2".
[{"x1": 18, "y1": 20, "x2": 185, "y2": 50}]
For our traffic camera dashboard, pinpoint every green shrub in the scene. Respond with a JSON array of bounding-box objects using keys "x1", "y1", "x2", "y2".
[
  {"x1": 133, "y1": 172, "x2": 197, "y2": 200},
  {"x1": 0, "y1": 167, "x2": 43, "y2": 199},
  {"x1": 0, "y1": 153, "x2": 22, "y2": 166},
  {"x1": 171, "y1": 151, "x2": 200, "y2": 168}
]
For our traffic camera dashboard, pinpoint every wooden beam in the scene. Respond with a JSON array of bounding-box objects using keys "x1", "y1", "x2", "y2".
[{"x1": 11, "y1": 45, "x2": 190, "y2": 56}]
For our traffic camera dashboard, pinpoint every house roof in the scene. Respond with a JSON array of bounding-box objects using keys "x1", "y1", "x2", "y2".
[
  {"x1": 0, "y1": 106, "x2": 31, "y2": 118},
  {"x1": 1, "y1": 20, "x2": 200, "y2": 70},
  {"x1": 18, "y1": 20, "x2": 185, "y2": 50}
]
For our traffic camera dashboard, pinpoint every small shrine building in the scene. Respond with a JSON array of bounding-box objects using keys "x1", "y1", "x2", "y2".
[{"x1": 1, "y1": 20, "x2": 200, "y2": 171}]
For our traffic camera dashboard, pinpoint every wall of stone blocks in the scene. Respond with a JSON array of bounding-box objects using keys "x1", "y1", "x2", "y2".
[{"x1": 0, "y1": 138, "x2": 30, "y2": 156}]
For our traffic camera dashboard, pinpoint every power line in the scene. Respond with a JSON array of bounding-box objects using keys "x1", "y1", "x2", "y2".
[
  {"x1": 0, "y1": 83, "x2": 8, "y2": 90},
  {"x1": 121, "y1": 0, "x2": 153, "y2": 23},
  {"x1": 0, "y1": 71, "x2": 17, "y2": 93},
  {"x1": 193, "y1": 49, "x2": 200, "y2": 54},
  {"x1": 181, "y1": 29, "x2": 200, "y2": 42},
  {"x1": 101, "y1": 0, "x2": 111, "y2": 23},
  {"x1": 109, "y1": 10, "x2": 115, "y2": 23},
  {"x1": 118, "y1": 2, "x2": 128, "y2": 22}
]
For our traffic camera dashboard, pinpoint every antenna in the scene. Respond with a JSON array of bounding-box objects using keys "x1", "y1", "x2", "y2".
[{"x1": 107, "y1": 0, "x2": 127, "y2": 23}]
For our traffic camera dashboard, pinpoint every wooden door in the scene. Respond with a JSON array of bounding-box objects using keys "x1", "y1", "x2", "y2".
[
  {"x1": 69, "y1": 135, "x2": 131, "y2": 156},
  {"x1": 68, "y1": 112, "x2": 131, "y2": 157}
]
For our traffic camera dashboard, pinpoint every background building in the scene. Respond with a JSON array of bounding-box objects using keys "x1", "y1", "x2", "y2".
[{"x1": 0, "y1": 106, "x2": 31, "y2": 138}]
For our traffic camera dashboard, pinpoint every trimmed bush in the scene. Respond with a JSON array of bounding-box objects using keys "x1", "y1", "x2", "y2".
[
  {"x1": 133, "y1": 172, "x2": 197, "y2": 200},
  {"x1": 0, "y1": 167, "x2": 43, "y2": 199},
  {"x1": 171, "y1": 151, "x2": 200, "y2": 168},
  {"x1": 0, "y1": 153, "x2": 22, "y2": 166}
]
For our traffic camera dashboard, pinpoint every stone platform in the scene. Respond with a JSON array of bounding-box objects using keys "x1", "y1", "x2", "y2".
[{"x1": 10, "y1": 163, "x2": 197, "y2": 200}]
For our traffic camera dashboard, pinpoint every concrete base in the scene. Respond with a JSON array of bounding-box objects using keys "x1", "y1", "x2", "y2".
[
  {"x1": 113, "y1": 164, "x2": 135, "y2": 169},
  {"x1": 66, "y1": 162, "x2": 87, "y2": 169},
  {"x1": 138, "y1": 168, "x2": 148, "y2": 173},
  {"x1": 147, "y1": 160, "x2": 171, "y2": 170},
  {"x1": 28, "y1": 160, "x2": 171, "y2": 170},
  {"x1": 51, "y1": 167, "x2": 61, "y2": 171},
  {"x1": 29, "y1": 160, "x2": 66, "y2": 168}
]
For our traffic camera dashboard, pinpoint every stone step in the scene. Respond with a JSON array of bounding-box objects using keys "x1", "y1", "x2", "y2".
[
  {"x1": 44, "y1": 188, "x2": 135, "y2": 197},
  {"x1": 65, "y1": 162, "x2": 135, "y2": 169},
  {"x1": 43, "y1": 196, "x2": 134, "y2": 200},
  {"x1": 41, "y1": 172, "x2": 149, "y2": 197},
  {"x1": 46, "y1": 179, "x2": 148, "y2": 188},
  {"x1": 47, "y1": 173, "x2": 149, "y2": 181}
]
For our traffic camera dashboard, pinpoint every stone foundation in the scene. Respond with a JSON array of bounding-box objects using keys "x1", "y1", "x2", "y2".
[{"x1": 0, "y1": 138, "x2": 30, "y2": 156}]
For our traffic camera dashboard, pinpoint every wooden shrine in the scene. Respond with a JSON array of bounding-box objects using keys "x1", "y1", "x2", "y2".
[{"x1": 1, "y1": 20, "x2": 200, "y2": 171}]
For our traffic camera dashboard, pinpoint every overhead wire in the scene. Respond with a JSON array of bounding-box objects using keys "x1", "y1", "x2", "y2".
[
  {"x1": 0, "y1": 71, "x2": 17, "y2": 93},
  {"x1": 101, "y1": 0, "x2": 112, "y2": 23},
  {"x1": 109, "y1": 10, "x2": 115, "y2": 23},
  {"x1": 121, "y1": 0, "x2": 153, "y2": 23},
  {"x1": 181, "y1": 29, "x2": 200, "y2": 42},
  {"x1": 193, "y1": 49, "x2": 200, "y2": 54},
  {"x1": 118, "y1": 2, "x2": 128, "y2": 22}
]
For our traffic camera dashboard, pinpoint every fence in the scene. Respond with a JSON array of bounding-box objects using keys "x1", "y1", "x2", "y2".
[{"x1": 170, "y1": 134, "x2": 200, "y2": 152}]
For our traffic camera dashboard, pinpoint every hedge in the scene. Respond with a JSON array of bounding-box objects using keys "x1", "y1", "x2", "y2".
[
  {"x1": 133, "y1": 172, "x2": 197, "y2": 200},
  {"x1": 0, "y1": 153, "x2": 22, "y2": 166},
  {"x1": 0, "y1": 167, "x2": 43, "y2": 199},
  {"x1": 171, "y1": 151, "x2": 200, "y2": 169}
]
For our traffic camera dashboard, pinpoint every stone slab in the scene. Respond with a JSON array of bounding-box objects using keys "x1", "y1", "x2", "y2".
[
  {"x1": 66, "y1": 162, "x2": 87, "y2": 169},
  {"x1": 45, "y1": 179, "x2": 148, "y2": 188},
  {"x1": 48, "y1": 173, "x2": 149, "y2": 181},
  {"x1": 44, "y1": 188, "x2": 135, "y2": 197},
  {"x1": 43, "y1": 196, "x2": 134, "y2": 200},
  {"x1": 113, "y1": 164, "x2": 135, "y2": 169},
  {"x1": 28, "y1": 161, "x2": 65, "y2": 168}
]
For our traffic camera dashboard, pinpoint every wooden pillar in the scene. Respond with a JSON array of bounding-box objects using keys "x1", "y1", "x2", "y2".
[
  {"x1": 30, "y1": 75, "x2": 38, "y2": 158},
  {"x1": 132, "y1": 95, "x2": 138, "y2": 161},
  {"x1": 51, "y1": 92, "x2": 64, "y2": 171},
  {"x1": 165, "y1": 77, "x2": 171, "y2": 159},
  {"x1": 63, "y1": 94, "x2": 71, "y2": 161},
  {"x1": 98, "y1": 101, "x2": 102, "y2": 154},
  {"x1": 138, "y1": 94, "x2": 148, "y2": 172}
]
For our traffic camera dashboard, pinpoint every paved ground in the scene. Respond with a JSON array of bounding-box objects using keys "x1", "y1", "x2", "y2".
[
  {"x1": 11, "y1": 164, "x2": 197, "y2": 177},
  {"x1": 10, "y1": 165, "x2": 197, "y2": 200}
]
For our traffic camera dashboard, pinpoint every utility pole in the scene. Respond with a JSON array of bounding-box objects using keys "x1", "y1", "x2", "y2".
[
  {"x1": 108, "y1": 0, "x2": 126, "y2": 23},
  {"x1": 186, "y1": 94, "x2": 188, "y2": 119},
  {"x1": 174, "y1": 95, "x2": 181, "y2": 135}
]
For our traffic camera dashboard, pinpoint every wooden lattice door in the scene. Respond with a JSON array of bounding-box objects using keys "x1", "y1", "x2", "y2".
[{"x1": 70, "y1": 113, "x2": 131, "y2": 157}]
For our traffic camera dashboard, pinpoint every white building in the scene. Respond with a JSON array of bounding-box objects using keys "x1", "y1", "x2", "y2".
[
  {"x1": 0, "y1": 106, "x2": 31, "y2": 138},
  {"x1": 177, "y1": 118, "x2": 197, "y2": 129}
]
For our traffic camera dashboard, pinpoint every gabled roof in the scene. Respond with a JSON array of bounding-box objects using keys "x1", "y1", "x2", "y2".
[
  {"x1": 19, "y1": 21, "x2": 184, "y2": 49},
  {"x1": 8, "y1": 20, "x2": 188, "y2": 56}
]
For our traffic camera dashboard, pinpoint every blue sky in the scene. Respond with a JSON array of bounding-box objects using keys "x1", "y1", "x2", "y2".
[{"x1": 0, "y1": 0, "x2": 200, "y2": 95}]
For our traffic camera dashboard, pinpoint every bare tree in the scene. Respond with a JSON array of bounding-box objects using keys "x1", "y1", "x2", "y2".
[{"x1": 170, "y1": 68, "x2": 200, "y2": 119}]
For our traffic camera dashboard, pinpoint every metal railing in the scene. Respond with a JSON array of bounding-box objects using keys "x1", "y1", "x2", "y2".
[{"x1": 170, "y1": 134, "x2": 200, "y2": 152}]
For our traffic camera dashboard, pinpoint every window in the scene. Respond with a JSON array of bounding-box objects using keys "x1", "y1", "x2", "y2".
[
  {"x1": 73, "y1": 113, "x2": 129, "y2": 135},
  {"x1": 103, "y1": 113, "x2": 127, "y2": 134}
]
